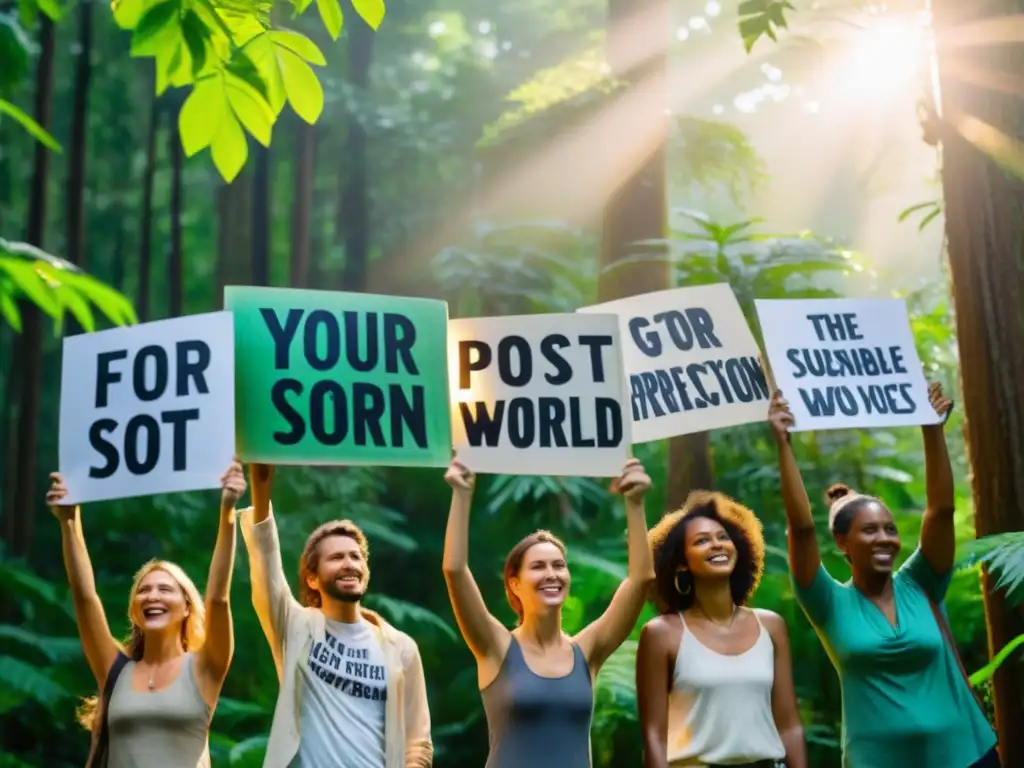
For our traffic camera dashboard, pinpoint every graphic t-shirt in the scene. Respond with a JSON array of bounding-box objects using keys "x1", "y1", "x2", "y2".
[
  {"x1": 793, "y1": 547, "x2": 996, "y2": 768},
  {"x1": 291, "y1": 617, "x2": 388, "y2": 768}
]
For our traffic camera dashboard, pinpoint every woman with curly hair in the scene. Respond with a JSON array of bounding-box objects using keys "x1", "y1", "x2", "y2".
[
  {"x1": 636, "y1": 491, "x2": 806, "y2": 768},
  {"x1": 769, "y1": 383, "x2": 998, "y2": 768},
  {"x1": 442, "y1": 457, "x2": 655, "y2": 768},
  {"x1": 48, "y1": 461, "x2": 246, "y2": 768}
]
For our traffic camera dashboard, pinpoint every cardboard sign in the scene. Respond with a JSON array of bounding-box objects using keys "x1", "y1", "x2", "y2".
[
  {"x1": 58, "y1": 312, "x2": 236, "y2": 504},
  {"x1": 579, "y1": 284, "x2": 769, "y2": 442},
  {"x1": 225, "y1": 286, "x2": 452, "y2": 466},
  {"x1": 755, "y1": 297, "x2": 941, "y2": 431},
  {"x1": 448, "y1": 312, "x2": 630, "y2": 476}
]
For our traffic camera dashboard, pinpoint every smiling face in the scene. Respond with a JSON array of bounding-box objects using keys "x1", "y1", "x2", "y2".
[
  {"x1": 510, "y1": 541, "x2": 571, "y2": 619},
  {"x1": 307, "y1": 534, "x2": 369, "y2": 604},
  {"x1": 131, "y1": 568, "x2": 190, "y2": 634},
  {"x1": 836, "y1": 501, "x2": 901, "y2": 575},
  {"x1": 679, "y1": 516, "x2": 737, "y2": 582}
]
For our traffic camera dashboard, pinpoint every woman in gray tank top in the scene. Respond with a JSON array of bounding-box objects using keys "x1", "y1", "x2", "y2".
[
  {"x1": 442, "y1": 457, "x2": 656, "y2": 767},
  {"x1": 47, "y1": 461, "x2": 247, "y2": 767}
]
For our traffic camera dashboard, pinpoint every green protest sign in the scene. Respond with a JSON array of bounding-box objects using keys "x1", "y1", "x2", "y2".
[{"x1": 225, "y1": 286, "x2": 452, "y2": 466}]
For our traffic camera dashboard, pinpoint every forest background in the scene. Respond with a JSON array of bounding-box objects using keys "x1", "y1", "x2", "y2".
[{"x1": 1, "y1": 0, "x2": 1023, "y2": 765}]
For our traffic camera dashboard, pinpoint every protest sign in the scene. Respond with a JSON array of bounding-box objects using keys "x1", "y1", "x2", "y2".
[
  {"x1": 225, "y1": 286, "x2": 452, "y2": 466},
  {"x1": 755, "y1": 297, "x2": 941, "y2": 431},
  {"x1": 58, "y1": 312, "x2": 236, "y2": 505},
  {"x1": 579, "y1": 284, "x2": 769, "y2": 442},
  {"x1": 448, "y1": 313, "x2": 630, "y2": 476}
]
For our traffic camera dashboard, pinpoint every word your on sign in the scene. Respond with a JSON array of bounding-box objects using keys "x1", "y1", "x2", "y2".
[
  {"x1": 756, "y1": 297, "x2": 940, "y2": 431},
  {"x1": 580, "y1": 284, "x2": 769, "y2": 442},
  {"x1": 226, "y1": 286, "x2": 452, "y2": 467},
  {"x1": 58, "y1": 312, "x2": 236, "y2": 505},
  {"x1": 448, "y1": 312, "x2": 630, "y2": 477}
]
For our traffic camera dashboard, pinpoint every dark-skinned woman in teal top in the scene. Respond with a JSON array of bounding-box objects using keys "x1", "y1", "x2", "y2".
[{"x1": 768, "y1": 382, "x2": 998, "y2": 768}]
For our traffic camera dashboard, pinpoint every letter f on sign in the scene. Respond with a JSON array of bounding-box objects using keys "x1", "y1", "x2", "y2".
[{"x1": 96, "y1": 350, "x2": 129, "y2": 408}]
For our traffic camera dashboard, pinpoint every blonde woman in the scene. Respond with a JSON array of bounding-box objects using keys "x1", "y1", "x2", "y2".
[{"x1": 48, "y1": 461, "x2": 246, "y2": 768}]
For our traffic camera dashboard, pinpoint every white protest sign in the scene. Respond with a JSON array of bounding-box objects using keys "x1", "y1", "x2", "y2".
[
  {"x1": 755, "y1": 297, "x2": 941, "y2": 431},
  {"x1": 579, "y1": 284, "x2": 769, "y2": 442},
  {"x1": 447, "y1": 313, "x2": 631, "y2": 476},
  {"x1": 59, "y1": 312, "x2": 236, "y2": 504}
]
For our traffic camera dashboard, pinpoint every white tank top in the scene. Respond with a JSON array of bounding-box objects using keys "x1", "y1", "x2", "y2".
[{"x1": 666, "y1": 611, "x2": 786, "y2": 767}]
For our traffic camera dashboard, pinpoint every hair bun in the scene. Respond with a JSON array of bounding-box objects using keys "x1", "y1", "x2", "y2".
[{"x1": 826, "y1": 483, "x2": 854, "y2": 503}]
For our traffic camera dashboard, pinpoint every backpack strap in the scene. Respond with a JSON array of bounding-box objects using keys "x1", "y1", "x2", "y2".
[
  {"x1": 928, "y1": 596, "x2": 985, "y2": 710},
  {"x1": 85, "y1": 652, "x2": 129, "y2": 768}
]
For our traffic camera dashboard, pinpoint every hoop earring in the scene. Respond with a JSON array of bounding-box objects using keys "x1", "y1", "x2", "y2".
[{"x1": 674, "y1": 571, "x2": 692, "y2": 596}]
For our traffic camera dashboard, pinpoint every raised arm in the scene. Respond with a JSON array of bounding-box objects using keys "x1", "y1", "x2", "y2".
[
  {"x1": 575, "y1": 458, "x2": 656, "y2": 674},
  {"x1": 195, "y1": 460, "x2": 246, "y2": 705},
  {"x1": 769, "y1": 392, "x2": 820, "y2": 589},
  {"x1": 441, "y1": 461, "x2": 508, "y2": 670},
  {"x1": 919, "y1": 383, "x2": 956, "y2": 576},
  {"x1": 241, "y1": 463, "x2": 298, "y2": 677},
  {"x1": 636, "y1": 618, "x2": 674, "y2": 768},
  {"x1": 47, "y1": 474, "x2": 121, "y2": 688},
  {"x1": 759, "y1": 610, "x2": 807, "y2": 768}
]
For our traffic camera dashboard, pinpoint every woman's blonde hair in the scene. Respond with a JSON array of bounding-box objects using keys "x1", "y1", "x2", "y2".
[{"x1": 78, "y1": 560, "x2": 205, "y2": 730}]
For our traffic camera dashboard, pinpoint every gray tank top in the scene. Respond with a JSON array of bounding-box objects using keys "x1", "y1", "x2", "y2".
[
  {"x1": 106, "y1": 653, "x2": 212, "y2": 768},
  {"x1": 480, "y1": 636, "x2": 594, "y2": 768}
]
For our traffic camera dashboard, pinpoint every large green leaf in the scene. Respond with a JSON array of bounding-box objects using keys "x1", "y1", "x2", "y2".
[
  {"x1": 957, "y1": 531, "x2": 1024, "y2": 606},
  {"x1": 0, "y1": 625, "x2": 82, "y2": 664},
  {"x1": 0, "y1": 655, "x2": 68, "y2": 706},
  {"x1": 969, "y1": 632, "x2": 1024, "y2": 686},
  {"x1": 351, "y1": 0, "x2": 384, "y2": 30},
  {"x1": 314, "y1": 0, "x2": 342, "y2": 40},
  {"x1": 0, "y1": 98, "x2": 61, "y2": 153},
  {"x1": 362, "y1": 594, "x2": 458, "y2": 641},
  {"x1": 131, "y1": 0, "x2": 182, "y2": 57}
]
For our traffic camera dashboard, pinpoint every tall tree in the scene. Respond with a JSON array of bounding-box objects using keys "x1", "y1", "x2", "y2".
[
  {"x1": 138, "y1": 92, "x2": 159, "y2": 321},
  {"x1": 932, "y1": 0, "x2": 1024, "y2": 761},
  {"x1": 169, "y1": 115, "x2": 183, "y2": 316},
  {"x1": 4, "y1": 17, "x2": 56, "y2": 559},
  {"x1": 339, "y1": 13, "x2": 375, "y2": 292},
  {"x1": 599, "y1": 0, "x2": 712, "y2": 507},
  {"x1": 65, "y1": 0, "x2": 94, "y2": 269},
  {"x1": 252, "y1": 144, "x2": 271, "y2": 287},
  {"x1": 291, "y1": 120, "x2": 316, "y2": 288}
]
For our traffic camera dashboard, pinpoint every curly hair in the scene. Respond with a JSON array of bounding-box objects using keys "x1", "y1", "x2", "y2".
[
  {"x1": 299, "y1": 520, "x2": 370, "y2": 608},
  {"x1": 647, "y1": 490, "x2": 765, "y2": 614},
  {"x1": 503, "y1": 530, "x2": 567, "y2": 625}
]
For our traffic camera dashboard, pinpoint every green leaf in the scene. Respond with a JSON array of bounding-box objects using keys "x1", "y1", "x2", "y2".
[
  {"x1": 351, "y1": 0, "x2": 384, "y2": 30},
  {"x1": 34, "y1": 0, "x2": 63, "y2": 22},
  {"x1": 277, "y1": 48, "x2": 323, "y2": 123},
  {"x1": 62, "y1": 273, "x2": 138, "y2": 327},
  {"x1": 131, "y1": 0, "x2": 181, "y2": 57},
  {"x1": 315, "y1": 0, "x2": 342, "y2": 40},
  {"x1": 0, "y1": 98, "x2": 62, "y2": 153},
  {"x1": 268, "y1": 29, "x2": 325, "y2": 65},
  {"x1": 969, "y1": 632, "x2": 1024, "y2": 686},
  {"x1": 0, "y1": 14, "x2": 31, "y2": 93},
  {"x1": 362, "y1": 595, "x2": 457, "y2": 641},
  {"x1": 0, "y1": 257, "x2": 60, "y2": 319},
  {"x1": 210, "y1": 99, "x2": 248, "y2": 182},
  {"x1": 112, "y1": 0, "x2": 153, "y2": 29},
  {"x1": 180, "y1": 10, "x2": 209, "y2": 77},
  {"x1": 0, "y1": 282, "x2": 21, "y2": 331},
  {"x1": 225, "y1": 71, "x2": 275, "y2": 146},
  {"x1": 179, "y1": 76, "x2": 224, "y2": 156},
  {"x1": 0, "y1": 626, "x2": 82, "y2": 664},
  {"x1": 0, "y1": 655, "x2": 68, "y2": 706}
]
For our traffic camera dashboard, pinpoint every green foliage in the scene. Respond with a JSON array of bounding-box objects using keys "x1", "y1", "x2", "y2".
[
  {"x1": 111, "y1": 0, "x2": 388, "y2": 180},
  {"x1": 671, "y1": 116, "x2": 768, "y2": 205},
  {"x1": 0, "y1": 239, "x2": 137, "y2": 333},
  {"x1": 957, "y1": 532, "x2": 1024, "y2": 607},
  {"x1": 899, "y1": 199, "x2": 943, "y2": 231},
  {"x1": 738, "y1": 0, "x2": 795, "y2": 52},
  {"x1": 0, "y1": 98, "x2": 61, "y2": 153}
]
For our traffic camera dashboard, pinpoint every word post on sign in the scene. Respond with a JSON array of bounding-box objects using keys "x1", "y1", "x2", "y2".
[
  {"x1": 755, "y1": 297, "x2": 941, "y2": 431},
  {"x1": 579, "y1": 284, "x2": 769, "y2": 442},
  {"x1": 58, "y1": 312, "x2": 236, "y2": 505},
  {"x1": 225, "y1": 286, "x2": 452, "y2": 466},
  {"x1": 448, "y1": 313, "x2": 631, "y2": 476}
]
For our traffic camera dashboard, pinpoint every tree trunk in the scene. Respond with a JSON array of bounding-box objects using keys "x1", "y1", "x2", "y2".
[
  {"x1": 65, "y1": 0, "x2": 94, "y2": 269},
  {"x1": 252, "y1": 144, "x2": 271, "y2": 286},
  {"x1": 138, "y1": 93, "x2": 159, "y2": 321},
  {"x1": 599, "y1": 0, "x2": 710, "y2": 507},
  {"x1": 933, "y1": 1, "x2": 1024, "y2": 760},
  {"x1": 4, "y1": 17, "x2": 56, "y2": 560},
  {"x1": 217, "y1": 170, "x2": 253, "y2": 301},
  {"x1": 168, "y1": 117, "x2": 184, "y2": 316},
  {"x1": 291, "y1": 120, "x2": 316, "y2": 288},
  {"x1": 339, "y1": 15, "x2": 374, "y2": 292}
]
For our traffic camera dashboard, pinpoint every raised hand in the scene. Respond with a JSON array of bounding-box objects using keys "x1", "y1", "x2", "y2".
[
  {"x1": 928, "y1": 382, "x2": 954, "y2": 425},
  {"x1": 46, "y1": 473, "x2": 76, "y2": 520},
  {"x1": 768, "y1": 390, "x2": 795, "y2": 442},
  {"x1": 220, "y1": 459, "x2": 247, "y2": 509},
  {"x1": 612, "y1": 457, "x2": 651, "y2": 501},
  {"x1": 444, "y1": 460, "x2": 475, "y2": 494}
]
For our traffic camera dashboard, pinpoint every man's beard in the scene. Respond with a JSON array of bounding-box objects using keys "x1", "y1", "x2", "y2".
[{"x1": 322, "y1": 578, "x2": 366, "y2": 603}]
